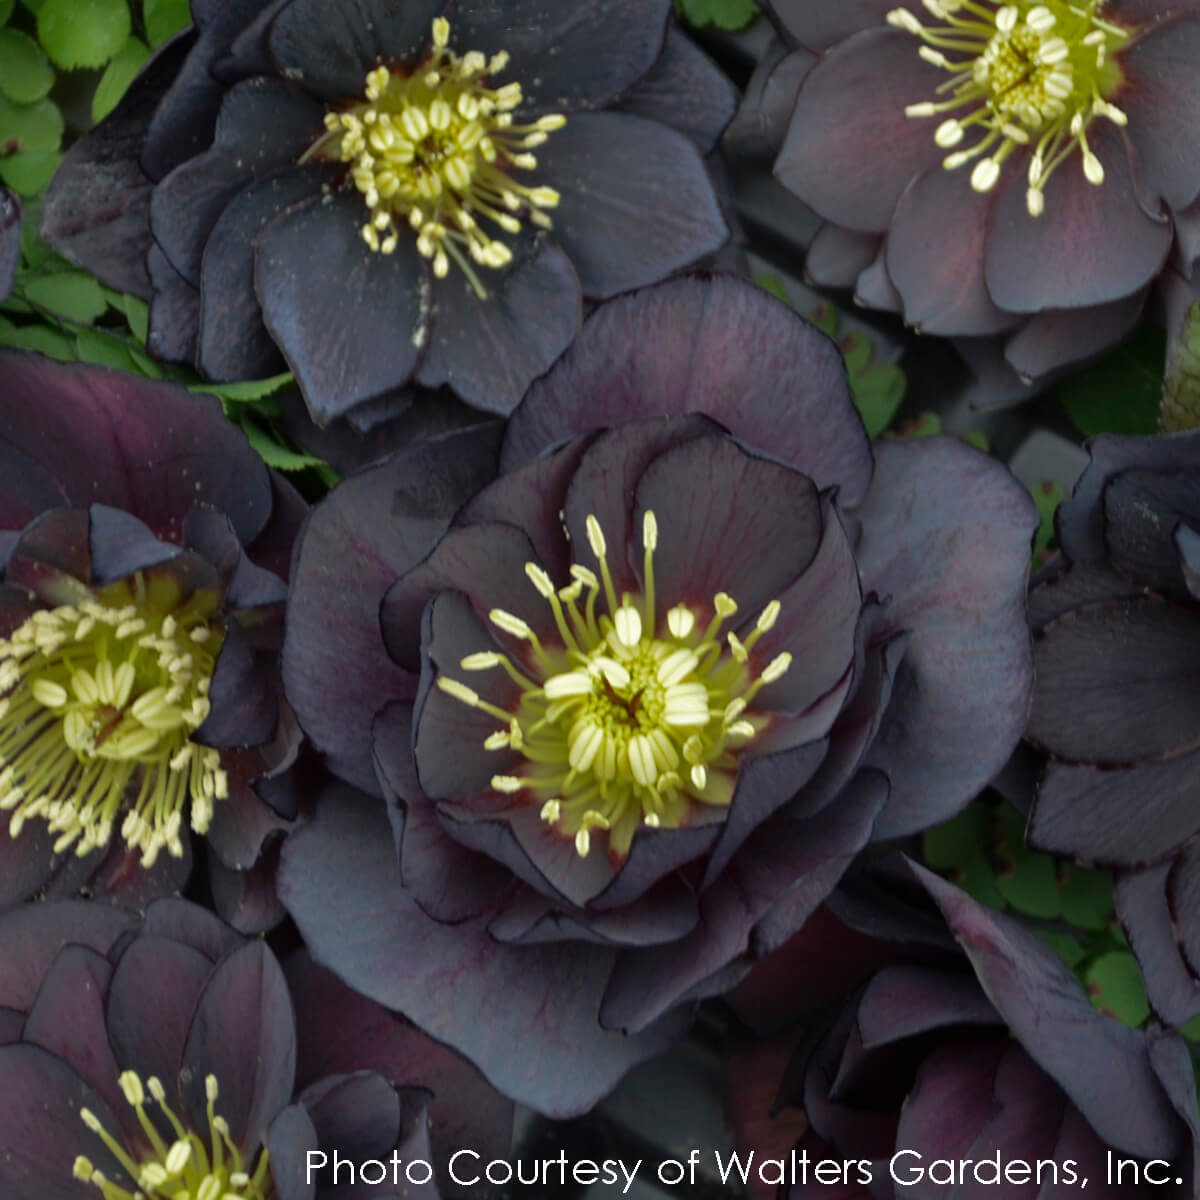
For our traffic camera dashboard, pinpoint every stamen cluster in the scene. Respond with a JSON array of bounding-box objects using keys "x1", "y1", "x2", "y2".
[
  {"x1": 890, "y1": 0, "x2": 1129, "y2": 215},
  {"x1": 305, "y1": 17, "x2": 564, "y2": 297},
  {"x1": 437, "y1": 512, "x2": 791, "y2": 859},
  {"x1": 74, "y1": 1071, "x2": 273, "y2": 1200},
  {"x1": 0, "y1": 579, "x2": 227, "y2": 866}
]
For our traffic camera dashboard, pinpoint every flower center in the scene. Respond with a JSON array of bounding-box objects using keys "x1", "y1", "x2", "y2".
[
  {"x1": 436, "y1": 512, "x2": 792, "y2": 859},
  {"x1": 0, "y1": 573, "x2": 227, "y2": 867},
  {"x1": 304, "y1": 17, "x2": 564, "y2": 298},
  {"x1": 890, "y1": 1, "x2": 1129, "y2": 215},
  {"x1": 74, "y1": 1072, "x2": 273, "y2": 1200}
]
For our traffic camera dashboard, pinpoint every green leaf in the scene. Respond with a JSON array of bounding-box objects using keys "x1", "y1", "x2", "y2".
[
  {"x1": 956, "y1": 851, "x2": 1007, "y2": 911},
  {"x1": 122, "y1": 293, "x2": 148, "y2": 343},
  {"x1": 91, "y1": 35, "x2": 149, "y2": 122},
  {"x1": 1181, "y1": 1013, "x2": 1200, "y2": 1043},
  {"x1": 73, "y1": 327, "x2": 139, "y2": 371},
  {"x1": 190, "y1": 372, "x2": 294, "y2": 403},
  {"x1": 0, "y1": 148, "x2": 59, "y2": 195},
  {"x1": 0, "y1": 0, "x2": 15, "y2": 24},
  {"x1": 1030, "y1": 478, "x2": 1065, "y2": 561},
  {"x1": 37, "y1": 0, "x2": 130, "y2": 69},
  {"x1": 142, "y1": 0, "x2": 191, "y2": 47},
  {"x1": 994, "y1": 806, "x2": 1061, "y2": 919},
  {"x1": 22, "y1": 270, "x2": 108, "y2": 322},
  {"x1": 1036, "y1": 930, "x2": 1087, "y2": 970},
  {"x1": 0, "y1": 321, "x2": 75, "y2": 359},
  {"x1": 1058, "y1": 323, "x2": 1165, "y2": 438},
  {"x1": 1058, "y1": 864, "x2": 1114, "y2": 932},
  {"x1": 128, "y1": 346, "x2": 163, "y2": 377},
  {"x1": 1162, "y1": 299, "x2": 1200, "y2": 433},
  {"x1": 753, "y1": 272, "x2": 789, "y2": 305},
  {"x1": 1085, "y1": 951, "x2": 1150, "y2": 1027},
  {"x1": 241, "y1": 420, "x2": 327, "y2": 472},
  {"x1": 923, "y1": 803, "x2": 989, "y2": 871},
  {"x1": 0, "y1": 93, "x2": 62, "y2": 151},
  {"x1": 19, "y1": 0, "x2": 44, "y2": 11},
  {"x1": 675, "y1": 0, "x2": 758, "y2": 30},
  {"x1": 0, "y1": 28, "x2": 53, "y2": 103}
]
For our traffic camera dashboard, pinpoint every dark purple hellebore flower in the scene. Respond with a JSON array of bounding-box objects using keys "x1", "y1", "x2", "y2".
[
  {"x1": 727, "y1": 863, "x2": 1200, "y2": 1198},
  {"x1": 276, "y1": 274, "x2": 1038, "y2": 1117},
  {"x1": 0, "y1": 351, "x2": 306, "y2": 926},
  {"x1": 0, "y1": 898, "x2": 506, "y2": 1199},
  {"x1": 1026, "y1": 427, "x2": 1200, "y2": 1028},
  {"x1": 0, "y1": 187, "x2": 20, "y2": 303},
  {"x1": 41, "y1": 0, "x2": 735, "y2": 429},
  {"x1": 744, "y1": 0, "x2": 1200, "y2": 398}
]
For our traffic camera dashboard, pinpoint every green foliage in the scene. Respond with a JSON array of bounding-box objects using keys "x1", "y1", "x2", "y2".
[
  {"x1": 675, "y1": 0, "x2": 759, "y2": 30},
  {"x1": 1085, "y1": 952, "x2": 1151, "y2": 1027},
  {"x1": 23, "y1": 270, "x2": 108, "y2": 323},
  {"x1": 92, "y1": 35, "x2": 149, "y2": 122},
  {"x1": 1162, "y1": 299, "x2": 1200, "y2": 433},
  {"x1": 142, "y1": 0, "x2": 190, "y2": 46},
  {"x1": 1031, "y1": 478, "x2": 1064, "y2": 566},
  {"x1": 37, "y1": 0, "x2": 130, "y2": 69},
  {"x1": 0, "y1": 28, "x2": 54, "y2": 103},
  {"x1": 1058, "y1": 323, "x2": 1164, "y2": 438}
]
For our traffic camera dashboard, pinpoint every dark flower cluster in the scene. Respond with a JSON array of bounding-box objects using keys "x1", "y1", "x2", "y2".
[
  {"x1": 42, "y1": 0, "x2": 734, "y2": 429},
  {"x1": 277, "y1": 274, "x2": 1037, "y2": 1115}
]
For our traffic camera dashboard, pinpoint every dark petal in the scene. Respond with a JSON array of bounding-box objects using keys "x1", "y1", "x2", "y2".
[
  {"x1": 1145, "y1": 1028, "x2": 1200, "y2": 1195},
  {"x1": 0, "y1": 188, "x2": 20, "y2": 302},
  {"x1": 380, "y1": 522, "x2": 542, "y2": 672},
  {"x1": 282, "y1": 426, "x2": 501, "y2": 793},
  {"x1": 1168, "y1": 846, "x2": 1200, "y2": 981},
  {"x1": 854, "y1": 243, "x2": 903, "y2": 313},
  {"x1": 913, "y1": 864, "x2": 1185, "y2": 1161},
  {"x1": 1028, "y1": 560, "x2": 1144, "y2": 631},
  {"x1": 181, "y1": 940, "x2": 296, "y2": 1154},
  {"x1": 143, "y1": 895, "x2": 243, "y2": 961},
  {"x1": 753, "y1": 496, "x2": 861, "y2": 714},
  {"x1": 454, "y1": 0, "x2": 671, "y2": 117},
  {"x1": 198, "y1": 166, "x2": 333, "y2": 381},
  {"x1": 533, "y1": 112, "x2": 728, "y2": 298},
  {"x1": 1116, "y1": 866, "x2": 1200, "y2": 1026},
  {"x1": 75, "y1": 834, "x2": 195, "y2": 909},
  {"x1": 278, "y1": 789, "x2": 688, "y2": 1117},
  {"x1": 0, "y1": 1043, "x2": 128, "y2": 1200},
  {"x1": 0, "y1": 352, "x2": 273, "y2": 547},
  {"x1": 142, "y1": 1, "x2": 266, "y2": 178},
  {"x1": 208, "y1": 841, "x2": 288, "y2": 934},
  {"x1": 151, "y1": 79, "x2": 326, "y2": 286},
  {"x1": 726, "y1": 40, "x2": 813, "y2": 162},
  {"x1": 284, "y1": 949, "x2": 514, "y2": 1189},
  {"x1": 1056, "y1": 429, "x2": 1200, "y2": 565},
  {"x1": 854, "y1": 439, "x2": 1037, "y2": 838},
  {"x1": 265, "y1": 1102, "x2": 318, "y2": 1200},
  {"x1": 805, "y1": 222, "x2": 880, "y2": 289},
  {"x1": 300, "y1": 1071, "x2": 400, "y2": 1162},
  {"x1": 505, "y1": 274, "x2": 873, "y2": 507},
  {"x1": 0, "y1": 901, "x2": 135, "y2": 1011},
  {"x1": 886, "y1": 164, "x2": 1021, "y2": 336},
  {"x1": 196, "y1": 624, "x2": 279, "y2": 749},
  {"x1": 23, "y1": 946, "x2": 126, "y2": 1135},
  {"x1": 267, "y1": 0, "x2": 445, "y2": 100},
  {"x1": 1003, "y1": 289, "x2": 1147, "y2": 382},
  {"x1": 216, "y1": 0, "x2": 291, "y2": 80},
  {"x1": 613, "y1": 27, "x2": 737, "y2": 155},
  {"x1": 256, "y1": 191, "x2": 428, "y2": 425},
  {"x1": 205, "y1": 751, "x2": 292, "y2": 869},
  {"x1": 1030, "y1": 596, "x2": 1200, "y2": 763},
  {"x1": 630, "y1": 435, "x2": 823, "y2": 624},
  {"x1": 6, "y1": 508, "x2": 93, "y2": 601},
  {"x1": 1173, "y1": 200, "x2": 1200, "y2": 273},
  {"x1": 146, "y1": 245, "x2": 202, "y2": 363},
  {"x1": 598, "y1": 777, "x2": 884, "y2": 1034},
  {"x1": 766, "y1": 0, "x2": 907, "y2": 52},
  {"x1": 87, "y1": 505, "x2": 178, "y2": 583},
  {"x1": 414, "y1": 236, "x2": 581, "y2": 415},
  {"x1": 41, "y1": 32, "x2": 196, "y2": 297},
  {"x1": 0, "y1": 441, "x2": 65, "y2": 532},
  {"x1": 0, "y1": 816, "x2": 56, "y2": 908},
  {"x1": 1179, "y1": 524, "x2": 1200, "y2": 600},
  {"x1": 984, "y1": 123, "x2": 1172, "y2": 312},
  {"x1": 1105, "y1": 468, "x2": 1200, "y2": 595},
  {"x1": 589, "y1": 821, "x2": 721, "y2": 911},
  {"x1": 248, "y1": 472, "x2": 309, "y2": 583},
  {"x1": 561, "y1": 415, "x2": 720, "y2": 600},
  {"x1": 775, "y1": 28, "x2": 945, "y2": 233},
  {"x1": 1031, "y1": 752, "x2": 1200, "y2": 868},
  {"x1": 107, "y1": 933, "x2": 213, "y2": 1092},
  {"x1": 1119, "y1": 16, "x2": 1200, "y2": 211}
]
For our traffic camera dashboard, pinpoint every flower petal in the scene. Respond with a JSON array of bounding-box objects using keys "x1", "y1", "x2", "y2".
[
  {"x1": 806, "y1": 222, "x2": 880, "y2": 289},
  {"x1": 533, "y1": 111, "x2": 727, "y2": 298},
  {"x1": 147, "y1": 245, "x2": 201, "y2": 363},
  {"x1": 0, "y1": 188, "x2": 20, "y2": 303},
  {"x1": 767, "y1": 0, "x2": 909, "y2": 52}
]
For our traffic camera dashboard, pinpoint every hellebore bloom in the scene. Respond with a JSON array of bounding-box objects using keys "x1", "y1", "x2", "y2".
[
  {"x1": 753, "y1": 0, "x2": 1200, "y2": 394},
  {"x1": 0, "y1": 187, "x2": 19, "y2": 302},
  {"x1": 1026, "y1": 428, "x2": 1200, "y2": 1028},
  {"x1": 277, "y1": 274, "x2": 1038, "y2": 1116},
  {"x1": 42, "y1": 0, "x2": 734, "y2": 427},
  {"x1": 727, "y1": 863, "x2": 1200, "y2": 1197},
  {"x1": 0, "y1": 351, "x2": 305, "y2": 922},
  {"x1": 0, "y1": 898, "x2": 504, "y2": 1199}
]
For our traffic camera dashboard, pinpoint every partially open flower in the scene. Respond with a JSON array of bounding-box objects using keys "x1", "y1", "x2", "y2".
[
  {"x1": 0, "y1": 351, "x2": 306, "y2": 922},
  {"x1": 277, "y1": 274, "x2": 1037, "y2": 1116},
  {"x1": 0, "y1": 898, "x2": 504, "y2": 1199},
  {"x1": 1026, "y1": 427, "x2": 1200, "y2": 1028},
  {"x1": 43, "y1": 1, "x2": 734, "y2": 428},
  {"x1": 728, "y1": 862, "x2": 1200, "y2": 1197},
  {"x1": 751, "y1": 0, "x2": 1200, "y2": 394}
]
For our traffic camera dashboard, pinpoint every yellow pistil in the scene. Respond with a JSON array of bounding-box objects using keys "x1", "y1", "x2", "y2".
[
  {"x1": 437, "y1": 511, "x2": 792, "y2": 860},
  {"x1": 890, "y1": 1, "x2": 1129, "y2": 215},
  {"x1": 73, "y1": 1072, "x2": 274, "y2": 1200},
  {"x1": 302, "y1": 16, "x2": 564, "y2": 298},
  {"x1": 0, "y1": 571, "x2": 227, "y2": 867}
]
